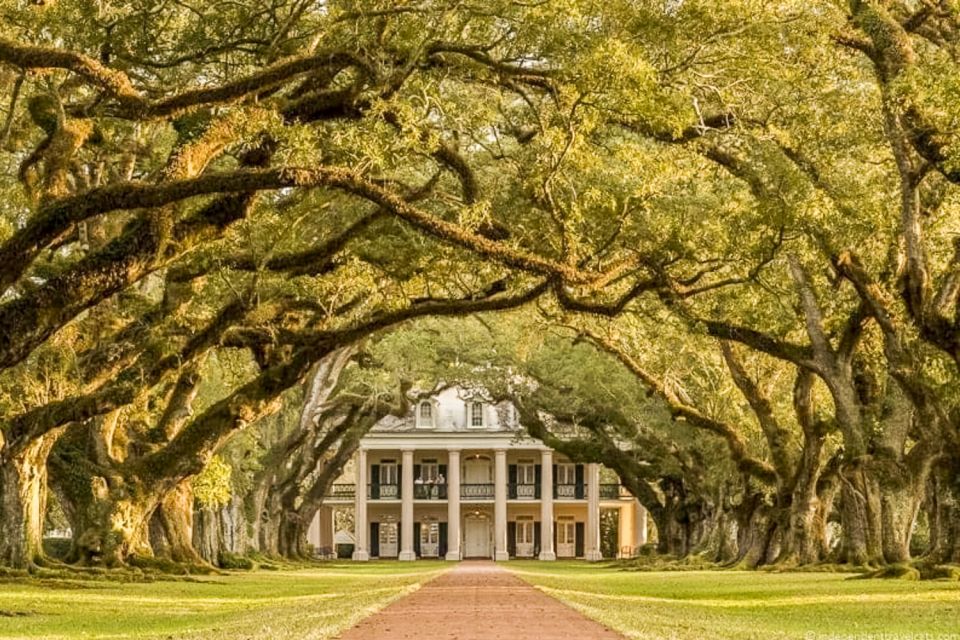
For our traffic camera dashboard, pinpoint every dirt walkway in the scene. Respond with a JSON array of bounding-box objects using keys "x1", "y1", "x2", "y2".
[{"x1": 336, "y1": 560, "x2": 623, "y2": 639}]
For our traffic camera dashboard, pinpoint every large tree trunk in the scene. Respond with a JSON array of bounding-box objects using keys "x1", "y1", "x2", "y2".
[
  {"x1": 733, "y1": 491, "x2": 779, "y2": 568},
  {"x1": 838, "y1": 461, "x2": 883, "y2": 566},
  {"x1": 156, "y1": 482, "x2": 204, "y2": 564},
  {"x1": 777, "y1": 454, "x2": 830, "y2": 566},
  {"x1": 193, "y1": 507, "x2": 223, "y2": 564},
  {"x1": 73, "y1": 476, "x2": 158, "y2": 566},
  {"x1": 0, "y1": 435, "x2": 59, "y2": 569},
  {"x1": 277, "y1": 510, "x2": 311, "y2": 559},
  {"x1": 878, "y1": 469, "x2": 925, "y2": 565},
  {"x1": 925, "y1": 458, "x2": 960, "y2": 564}
]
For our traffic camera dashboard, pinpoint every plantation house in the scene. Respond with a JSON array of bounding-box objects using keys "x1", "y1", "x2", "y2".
[{"x1": 308, "y1": 387, "x2": 647, "y2": 560}]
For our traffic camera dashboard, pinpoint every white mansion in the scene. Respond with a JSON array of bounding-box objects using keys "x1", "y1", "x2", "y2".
[{"x1": 308, "y1": 387, "x2": 648, "y2": 561}]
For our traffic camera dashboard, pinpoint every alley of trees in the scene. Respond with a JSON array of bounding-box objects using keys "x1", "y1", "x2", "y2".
[{"x1": 1, "y1": 0, "x2": 960, "y2": 578}]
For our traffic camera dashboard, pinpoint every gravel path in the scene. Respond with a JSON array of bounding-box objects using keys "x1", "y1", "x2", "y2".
[{"x1": 336, "y1": 560, "x2": 624, "y2": 639}]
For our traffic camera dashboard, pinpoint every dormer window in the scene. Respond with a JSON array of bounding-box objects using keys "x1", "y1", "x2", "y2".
[
  {"x1": 417, "y1": 401, "x2": 434, "y2": 429},
  {"x1": 470, "y1": 401, "x2": 484, "y2": 428}
]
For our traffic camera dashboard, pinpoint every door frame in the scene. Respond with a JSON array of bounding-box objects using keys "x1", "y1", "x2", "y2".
[{"x1": 462, "y1": 513, "x2": 492, "y2": 558}]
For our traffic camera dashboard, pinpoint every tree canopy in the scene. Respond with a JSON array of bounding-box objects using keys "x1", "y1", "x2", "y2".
[{"x1": 1, "y1": 0, "x2": 960, "y2": 575}]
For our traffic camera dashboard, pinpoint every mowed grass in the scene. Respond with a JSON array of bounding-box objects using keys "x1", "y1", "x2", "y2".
[
  {"x1": 508, "y1": 561, "x2": 960, "y2": 640},
  {"x1": 0, "y1": 561, "x2": 448, "y2": 640}
]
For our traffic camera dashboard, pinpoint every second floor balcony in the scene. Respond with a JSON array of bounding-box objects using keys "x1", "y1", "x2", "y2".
[{"x1": 325, "y1": 482, "x2": 632, "y2": 501}]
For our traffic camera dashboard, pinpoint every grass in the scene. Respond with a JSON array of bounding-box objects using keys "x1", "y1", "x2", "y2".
[
  {"x1": 507, "y1": 561, "x2": 960, "y2": 640},
  {"x1": 4, "y1": 559, "x2": 958, "y2": 639},
  {"x1": 0, "y1": 561, "x2": 448, "y2": 640}
]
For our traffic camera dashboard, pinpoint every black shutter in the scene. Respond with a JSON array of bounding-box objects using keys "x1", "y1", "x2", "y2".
[
  {"x1": 575, "y1": 522, "x2": 585, "y2": 557},
  {"x1": 507, "y1": 522, "x2": 517, "y2": 558},
  {"x1": 575, "y1": 464, "x2": 585, "y2": 499},
  {"x1": 439, "y1": 522, "x2": 448, "y2": 558},
  {"x1": 413, "y1": 522, "x2": 422, "y2": 557},
  {"x1": 370, "y1": 464, "x2": 380, "y2": 499},
  {"x1": 439, "y1": 464, "x2": 447, "y2": 499},
  {"x1": 553, "y1": 521, "x2": 558, "y2": 553},
  {"x1": 552, "y1": 464, "x2": 558, "y2": 499},
  {"x1": 414, "y1": 464, "x2": 422, "y2": 499},
  {"x1": 534, "y1": 464, "x2": 542, "y2": 499},
  {"x1": 508, "y1": 464, "x2": 518, "y2": 499},
  {"x1": 397, "y1": 464, "x2": 402, "y2": 498},
  {"x1": 370, "y1": 522, "x2": 380, "y2": 558},
  {"x1": 534, "y1": 522, "x2": 541, "y2": 557}
]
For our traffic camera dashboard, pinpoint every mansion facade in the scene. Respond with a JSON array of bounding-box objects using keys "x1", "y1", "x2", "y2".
[{"x1": 308, "y1": 387, "x2": 647, "y2": 561}]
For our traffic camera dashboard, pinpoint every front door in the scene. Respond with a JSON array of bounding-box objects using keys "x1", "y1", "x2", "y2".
[
  {"x1": 379, "y1": 521, "x2": 398, "y2": 558},
  {"x1": 463, "y1": 516, "x2": 491, "y2": 558},
  {"x1": 420, "y1": 521, "x2": 440, "y2": 557}
]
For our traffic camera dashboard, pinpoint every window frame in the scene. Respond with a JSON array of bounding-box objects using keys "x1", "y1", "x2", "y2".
[
  {"x1": 469, "y1": 401, "x2": 484, "y2": 428},
  {"x1": 416, "y1": 401, "x2": 435, "y2": 429}
]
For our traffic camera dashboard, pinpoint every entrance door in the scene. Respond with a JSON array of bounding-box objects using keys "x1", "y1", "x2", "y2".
[
  {"x1": 420, "y1": 521, "x2": 440, "y2": 558},
  {"x1": 379, "y1": 521, "x2": 398, "y2": 558},
  {"x1": 463, "y1": 516, "x2": 491, "y2": 558},
  {"x1": 557, "y1": 517, "x2": 576, "y2": 558}
]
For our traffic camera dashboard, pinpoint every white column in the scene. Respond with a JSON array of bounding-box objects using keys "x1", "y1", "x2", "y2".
[
  {"x1": 446, "y1": 449, "x2": 462, "y2": 561},
  {"x1": 494, "y1": 449, "x2": 509, "y2": 561},
  {"x1": 585, "y1": 463, "x2": 602, "y2": 561},
  {"x1": 634, "y1": 499, "x2": 648, "y2": 547},
  {"x1": 539, "y1": 449, "x2": 556, "y2": 560},
  {"x1": 399, "y1": 448, "x2": 416, "y2": 561},
  {"x1": 352, "y1": 448, "x2": 369, "y2": 561}
]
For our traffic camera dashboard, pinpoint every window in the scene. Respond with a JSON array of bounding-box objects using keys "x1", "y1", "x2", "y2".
[
  {"x1": 516, "y1": 517, "x2": 534, "y2": 544},
  {"x1": 381, "y1": 461, "x2": 398, "y2": 485},
  {"x1": 417, "y1": 402, "x2": 434, "y2": 428},
  {"x1": 557, "y1": 517, "x2": 576, "y2": 544},
  {"x1": 556, "y1": 463, "x2": 575, "y2": 485},
  {"x1": 517, "y1": 461, "x2": 536, "y2": 484},
  {"x1": 470, "y1": 401, "x2": 484, "y2": 427},
  {"x1": 419, "y1": 460, "x2": 439, "y2": 482},
  {"x1": 421, "y1": 522, "x2": 439, "y2": 545}
]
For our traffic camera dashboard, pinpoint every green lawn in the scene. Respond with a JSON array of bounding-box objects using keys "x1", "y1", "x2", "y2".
[
  {"x1": 508, "y1": 561, "x2": 960, "y2": 640},
  {"x1": 0, "y1": 561, "x2": 448, "y2": 640}
]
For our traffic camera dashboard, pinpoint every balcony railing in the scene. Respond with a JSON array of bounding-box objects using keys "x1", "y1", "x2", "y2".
[
  {"x1": 413, "y1": 483, "x2": 447, "y2": 500},
  {"x1": 342, "y1": 480, "x2": 628, "y2": 501},
  {"x1": 554, "y1": 483, "x2": 585, "y2": 499},
  {"x1": 325, "y1": 484, "x2": 356, "y2": 499},
  {"x1": 508, "y1": 483, "x2": 538, "y2": 499},
  {"x1": 461, "y1": 483, "x2": 495, "y2": 499},
  {"x1": 368, "y1": 483, "x2": 400, "y2": 499},
  {"x1": 599, "y1": 483, "x2": 630, "y2": 499}
]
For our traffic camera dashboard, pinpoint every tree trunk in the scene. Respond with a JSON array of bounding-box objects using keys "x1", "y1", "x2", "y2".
[
  {"x1": 193, "y1": 507, "x2": 223, "y2": 564},
  {"x1": 73, "y1": 477, "x2": 157, "y2": 566},
  {"x1": 777, "y1": 460, "x2": 830, "y2": 566},
  {"x1": 925, "y1": 459, "x2": 960, "y2": 564},
  {"x1": 733, "y1": 492, "x2": 778, "y2": 568},
  {"x1": 277, "y1": 511, "x2": 311, "y2": 559},
  {"x1": 157, "y1": 482, "x2": 204, "y2": 564},
  {"x1": 0, "y1": 435, "x2": 59, "y2": 569},
  {"x1": 879, "y1": 479, "x2": 924, "y2": 565},
  {"x1": 838, "y1": 462, "x2": 883, "y2": 566}
]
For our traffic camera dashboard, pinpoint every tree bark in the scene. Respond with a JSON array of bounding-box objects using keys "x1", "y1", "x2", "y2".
[
  {"x1": 0, "y1": 434, "x2": 59, "y2": 569},
  {"x1": 926, "y1": 458, "x2": 960, "y2": 564},
  {"x1": 156, "y1": 482, "x2": 204, "y2": 564},
  {"x1": 838, "y1": 462, "x2": 883, "y2": 566}
]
